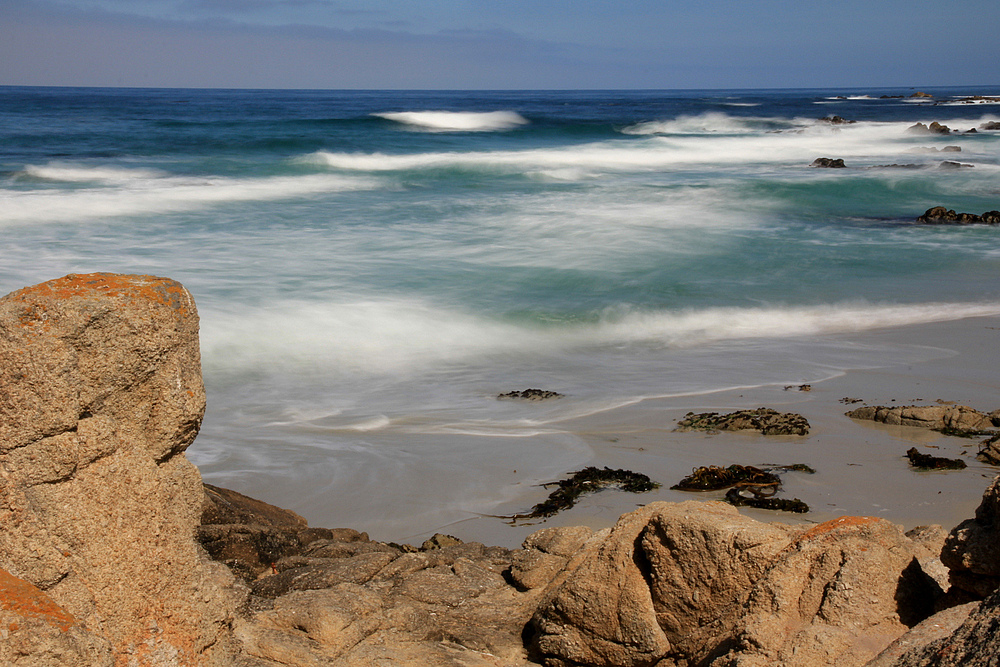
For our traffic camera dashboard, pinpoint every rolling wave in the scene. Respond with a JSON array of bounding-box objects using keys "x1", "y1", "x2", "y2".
[
  {"x1": 373, "y1": 110, "x2": 529, "y2": 132},
  {"x1": 0, "y1": 168, "x2": 380, "y2": 224},
  {"x1": 200, "y1": 299, "x2": 1000, "y2": 375}
]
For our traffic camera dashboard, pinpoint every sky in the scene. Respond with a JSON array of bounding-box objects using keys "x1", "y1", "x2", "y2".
[{"x1": 1, "y1": 0, "x2": 998, "y2": 90}]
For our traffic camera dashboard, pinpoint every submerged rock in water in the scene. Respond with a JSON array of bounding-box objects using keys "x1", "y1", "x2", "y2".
[
  {"x1": 677, "y1": 407, "x2": 811, "y2": 435},
  {"x1": 810, "y1": 156, "x2": 847, "y2": 168},
  {"x1": 497, "y1": 388, "x2": 564, "y2": 400},
  {"x1": 819, "y1": 115, "x2": 856, "y2": 124}
]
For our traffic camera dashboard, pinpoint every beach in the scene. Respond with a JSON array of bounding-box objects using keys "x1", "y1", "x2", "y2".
[{"x1": 233, "y1": 313, "x2": 995, "y2": 549}]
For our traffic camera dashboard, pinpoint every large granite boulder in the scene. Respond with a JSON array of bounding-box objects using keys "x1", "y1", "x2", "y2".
[
  {"x1": 0, "y1": 274, "x2": 241, "y2": 665},
  {"x1": 530, "y1": 502, "x2": 935, "y2": 667}
]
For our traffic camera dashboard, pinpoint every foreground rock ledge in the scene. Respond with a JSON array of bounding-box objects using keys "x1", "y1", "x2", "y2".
[{"x1": 3, "y1": 273, "x2": 1000, "y2": 666}]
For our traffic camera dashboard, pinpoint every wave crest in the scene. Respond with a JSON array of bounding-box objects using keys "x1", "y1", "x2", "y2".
[{"x1": 374, "y1": 110, "x2": 529, "y2": 132}]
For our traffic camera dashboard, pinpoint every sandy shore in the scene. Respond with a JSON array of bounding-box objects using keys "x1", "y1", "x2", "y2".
[{"x1": 437, "y1": 315, "x2": 1000, "y2": 548}]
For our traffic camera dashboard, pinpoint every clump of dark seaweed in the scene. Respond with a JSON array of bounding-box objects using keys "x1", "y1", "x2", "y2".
[
  {"x1": 724, "y1": 487, "x2": 809, "y2": 513},
  {"x1": 503, "y1": 467, "x2": 659, "y2": 523},
  {"x1": 676, "y1": 408, "x2": 810, "y2": 436},
  {"x1": 905, "y1": 447, "x2": 967, "y2": 470},
  {"x1": 671, "y1": 464, "x2": 780, "y2": 491},
  {"x1": 497, "y1": 388, "x2": 564, "y2": 401},
  {"x1": 671, "y1": 463, "x2": 814, "y2": 513}
]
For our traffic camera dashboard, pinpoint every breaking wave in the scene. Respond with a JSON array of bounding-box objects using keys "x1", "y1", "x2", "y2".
[{"x1": 373, "y1": 110, "x2": 529, "y2": 132}]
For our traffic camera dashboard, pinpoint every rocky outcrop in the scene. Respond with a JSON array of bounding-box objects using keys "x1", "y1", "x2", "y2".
[
  {"x1": 869, "y1": 590, "x2": 1000, "y2": 667},
  {"x1": 869, "y1": 477, "x2": 1000, "y2": 666},
  {"x1": 981, "y1": 121, "x2": 1000, "y2": 130},
  {"x1": 0, "y1": 274, "x2": 241, "y2": 665},
  {"x1": 940, "y1": 476, "x2": 1000, "y2": 599},
  {"x1": 530, "y1": 502, "x2": 936, "y2": 667},
  {"x1": 677, "y1": 407, "x2": 810, "y2": 435},
  {"x1": 234, "y1": 534, "x2": 543, "y2": 666},
  {"x1": 847, "y1": 403, "x2": 1000, "y2": 431}
]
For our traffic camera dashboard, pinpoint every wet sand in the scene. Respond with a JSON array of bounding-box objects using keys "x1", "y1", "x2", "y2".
[{"x1": 437, "y1": 315, "x2": 1000, "y2": 549}]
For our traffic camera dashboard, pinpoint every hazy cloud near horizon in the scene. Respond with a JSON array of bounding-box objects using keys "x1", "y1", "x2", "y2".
[{"x1": 2, "y1": 0, "x2": 998, "y2": 89}]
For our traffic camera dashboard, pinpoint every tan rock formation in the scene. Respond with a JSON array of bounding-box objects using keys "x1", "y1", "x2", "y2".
[
  {"x1": 941, "y1": 475, "x2": 1000, "y2": 599},
  {"x1": 846, "y1": 404, "x2": 1000, "y2": 432},
  {"x1": 0, "y1": 273, "x2": 241, "y2": 666},
  {"x1": 0, "y1": 566, "x2": 113, "y2": 666},
  {"x1": 531, "y1": 502, "x2": 935, "y2": 667}
]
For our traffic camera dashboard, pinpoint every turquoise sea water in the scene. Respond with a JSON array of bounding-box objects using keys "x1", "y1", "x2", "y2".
[{"x1": 2, "y1": 86, "x2": 999, "y2": 539}]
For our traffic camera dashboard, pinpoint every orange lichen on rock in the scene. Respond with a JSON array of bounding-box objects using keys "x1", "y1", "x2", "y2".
[
  {"x1": 7, "y1": 273, "x2": 193, "y2": 320},
  {"x1": 793, "y1": 515, "x2": 882, "y2": 545},
  {"x1": 0, "y1": 567, "x2": 76, "y2": 632}
]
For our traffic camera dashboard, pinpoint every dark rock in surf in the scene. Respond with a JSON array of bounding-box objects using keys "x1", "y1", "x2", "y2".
[
  {"x1": 916, "y1": 207, "x2": 1000, "y2": 225},
  {"x1": 497, "y1": 388, "x2": 564, "y2": 401},
  {"x1": 907, "y1": 121, "x2": 952, "y2": 135},
  {"x1": 819, "y1": 115, "x2": 856, "y2": 125},
  {"x1": 981, "y1": 121, "x2": 1000, "y2": 130},
  {"x1": 939, "y1": 160, "x2": 974, "y2": 169},
  {"x1": 810, "y1": 157, "x2": 846, "y2": 168},
  {"x1": 870, "y1": 163, "x2": 924, "y2": 169},
  {"x1": 910, "y1": 91, "x2": 935, "y2": 98}
]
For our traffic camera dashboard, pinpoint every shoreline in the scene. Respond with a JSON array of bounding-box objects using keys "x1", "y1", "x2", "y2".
[{"x1": 433, "y1": 314, "x2": 1000, "y2": 549}]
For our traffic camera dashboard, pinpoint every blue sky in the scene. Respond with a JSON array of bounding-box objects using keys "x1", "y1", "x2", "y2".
[{"x1": 2, "y1": 0, "x2": 998, "y2": 89}]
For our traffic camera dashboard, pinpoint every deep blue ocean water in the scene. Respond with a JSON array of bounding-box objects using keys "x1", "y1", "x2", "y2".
[{"x1": 2, "y1": 86, "x2": 999, "y2": 539}]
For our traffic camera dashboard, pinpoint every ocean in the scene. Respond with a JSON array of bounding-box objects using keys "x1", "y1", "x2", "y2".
[{"x1": 2, "y1": 86, "x2": 999, "y2": 541}]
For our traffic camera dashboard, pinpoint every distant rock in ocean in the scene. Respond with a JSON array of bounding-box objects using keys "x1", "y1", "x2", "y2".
[
  {"x1": 810, "y1": 157, "x2": 847, "y2": 168},
  {"x1": 915, "y1": 207, "x2": 1000, "y2": 225},
  {"x1": 907, "y1": 121, "x2": 952, "y2": 134}
]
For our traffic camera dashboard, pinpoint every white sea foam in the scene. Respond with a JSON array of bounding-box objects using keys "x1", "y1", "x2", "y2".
[
  {"x1": 22, "y1": 163, "x2": 167, "y2": 183},
  {"x1": 374, "y1": 110, "x2": 529, "y2": 132},
  {"x1": 0, "y1": 171, "x2": 380, "y2": 225},
  {"x1": 308, "y1": 116, "x2": 977, "y2": 177},
  {"x1": 200, "y1": 299, "x2": 1000, "y2": 376},
  {"x1": 620, "y1": 112, "x2": 803, "y2": 135}
]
